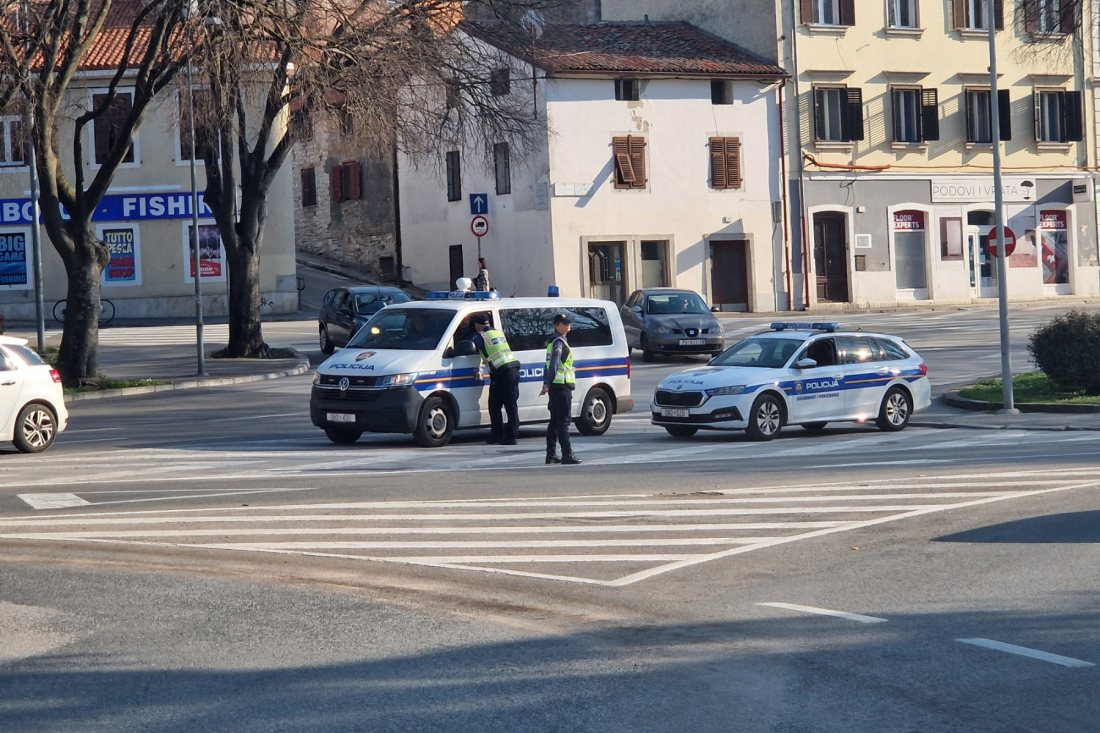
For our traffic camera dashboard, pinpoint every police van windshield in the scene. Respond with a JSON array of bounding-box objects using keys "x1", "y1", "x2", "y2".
[
  {"x1": 346, "y1": 308, "x2": 456, "y2": 351},
  {"x1": 711, "y1": 336, "x2": 802, "y2": 369}
]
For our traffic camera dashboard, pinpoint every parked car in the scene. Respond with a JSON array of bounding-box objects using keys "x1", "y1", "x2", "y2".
[
  {"x1": 319, "y1": 286, "x2": 413, "y2": 354},
  {"x1": 0, "y1": 337, "x2": 68, "y2": 453},
  {"x1": 620, "y1": 288, "x2": 725, "y2": 362}
]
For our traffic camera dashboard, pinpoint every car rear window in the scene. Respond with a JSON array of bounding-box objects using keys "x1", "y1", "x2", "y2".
[
  {"x1": 2, "y1": 344, "x2": 46, "y2": 366},
  {"x1": 876, "y1": 338, "x2": 911, "y2": 360}
]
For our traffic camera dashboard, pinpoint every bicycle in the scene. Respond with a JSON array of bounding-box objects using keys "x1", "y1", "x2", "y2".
[{"x1": 52, "y1": 298, "x2": 115, "y2": 325}]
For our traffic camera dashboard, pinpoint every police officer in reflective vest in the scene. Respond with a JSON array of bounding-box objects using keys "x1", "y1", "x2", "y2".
[
  {"x1": 471, "y1": 313, "x2": 521, "y2": 445},
  {"x1": 539, "y1": 313, "x2": 581, "y2": 465}
]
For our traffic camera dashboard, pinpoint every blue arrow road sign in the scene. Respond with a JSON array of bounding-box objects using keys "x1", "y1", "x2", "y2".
[{"x1": 469, "y1": 194, "x2": 489, "y2": 216}]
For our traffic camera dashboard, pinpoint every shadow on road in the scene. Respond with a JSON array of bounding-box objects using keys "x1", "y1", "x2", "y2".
[{"x1": 935, "y1": 511, "x2": 1100, "y2": 544}]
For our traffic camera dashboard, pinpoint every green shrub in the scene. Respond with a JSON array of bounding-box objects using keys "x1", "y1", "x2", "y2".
[{"x1": 1028, "y1": 311, "x2": 1100, "y2": 394}]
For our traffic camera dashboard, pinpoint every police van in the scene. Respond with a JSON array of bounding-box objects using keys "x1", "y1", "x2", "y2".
[
  {"x1": 652, "y1": 322, "x2": 931, "y2": 441},
  {"x1": 310, "y1": 291, "x2": 634, "y2": 447}
]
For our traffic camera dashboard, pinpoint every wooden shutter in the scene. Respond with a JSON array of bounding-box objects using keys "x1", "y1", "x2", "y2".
[
  {"x1": 346, "y1": 161, "x2": 362, "y2": 200},
  {"x1": 710, "y1": 138, "x2": 728, "y2": 188},
  {"x1": 726, "y1": 137, "x2": 742, "y2": 188},
  {"x1": 301, "y1": 167, "x2": 316, "y2": 207},
  {"x1": 1063, "y1": 91, "x2": 1084, "y2": 142},
  {"x1": 613, "y1": 136, "x2": 635, "y2": 188},
  {"x1": 1059, "y1": 0, "x2": 1078, "y2": 34},
  {"x1": 952, "y1": 0, "x2": 967, "y2": 29},
  {"x1": 998, "y1": 89, "x2": 1012, "y2": 140},
  {"x1": 330, "y1": 165, "x2": 343, "y2": 202},
  {"x1": 838, "y1": 0, "x2": 855, "y2": 26},
  {"x1": 800, "y1": 0, "x2": 813, "y2": 24},
  {"x1": 1033, "y1": 89, "x2": 1043, "y2": 141},
  {"x1": 813, "y1": 87, "x2": 826, "y2": 140},
  {"x1": 920, "y1": 88, "x2": 940, "y2": 141},
  {"x1": 1023, "y1": 0, "x2": 1037, "y2": 33},
  {"x1": 843, "y1": 87, "x2": 864, "y2": 141},
  {"x1": 994, "y1": 0, "x2": 1004, "y2": 29},
  {"x1": 628, "y1": 135, "x2": 647, "y2": 189},
  {"x1": 12, "y1": 116, "x2": 26, "y2": 163}
]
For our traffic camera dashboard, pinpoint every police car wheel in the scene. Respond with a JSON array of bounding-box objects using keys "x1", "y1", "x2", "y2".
[
  {"x1": 665, "y1": 426, "x2": 698, "y2": 438},
  {"x1": 876, "y1": 387, "x2": 912, "y2": 432},
  {"x1": 575, "y1": 388, "x2": 612, "y2": 436},
  {"x1": 414, "y1": 395, "x2": 455, "y2": 447},
  {"x1": 801, "y1": 422, "x2": 828, "y2": 431},
  {"x1": 640, "y1": 335, "x2": 655, "y2": 363},
  {"x1": 319, "y1": 324, "x2": 335, "y2": 355},
  {"x1": 324, "y1": 427, "x2": 362, "y2": 445},
  {"x1": 746, "y1": 394, "x2": 784, "y2": 441}
]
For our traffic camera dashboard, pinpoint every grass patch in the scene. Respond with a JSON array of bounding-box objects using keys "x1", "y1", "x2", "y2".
[
  {"x1": 959, "y1": 372, "x2": 1100, "y2": 405},
  {"x1": 64, "y1": 378, "x2": 171, "y2": 395}
]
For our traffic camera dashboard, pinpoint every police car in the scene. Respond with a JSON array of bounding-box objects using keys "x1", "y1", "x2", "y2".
[{"x1": 651, "y1": 323, "x2": 931, "y2": 440}]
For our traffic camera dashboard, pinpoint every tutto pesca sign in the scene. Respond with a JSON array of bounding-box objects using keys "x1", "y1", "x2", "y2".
[{"x1": 0, "y1": 192, "x2": 213, "y2": 225}]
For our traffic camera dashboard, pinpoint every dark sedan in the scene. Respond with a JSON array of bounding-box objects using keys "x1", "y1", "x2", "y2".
[
  {"x1": 319, "y1": 286, "x2": 413, "y2": 354},
  {"x1": 620, "y1": 288, "x2": 725, "y2": 362}
]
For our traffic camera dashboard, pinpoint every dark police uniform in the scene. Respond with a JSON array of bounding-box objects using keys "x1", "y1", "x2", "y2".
[
  {"x1": 473, "y1": 324, "x2": 521, "y2": 444},
  {"x1": 544, "y1": 321, "x2": 580, "y2": 464}
]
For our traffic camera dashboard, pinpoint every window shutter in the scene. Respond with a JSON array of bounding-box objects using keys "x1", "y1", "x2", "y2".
[
  {"x1": 613, "y1": 136, "x2": 634, "y2": 187},
  {"x1": 111, "y1": 94, "x2": 134, "y2": 164},
  {"x1": 920, "y1": 88, "x2": 940, "y2": 141},
  {"x1": 726, "y1": 137, "x2": 742, "y2": 188},
  {"x1": 838, "y1": 0, "x2": 855, "y2": 26},
  {"x1": 813, "y1": 87, "x2": 826, "y2": 140},
  {"x1": 891, "y1": 89, "x2": 903, "y2": 142},
  {"x1": 998, "y1": 89, "x2": 1012, "y2": 140},
  {"x1": 330, "y1": 165, "x2": 343, "y2": 202},
  {"x1": 843, "y1": 87, "x2": 864, "y2": 141},
  {"x1": 800, "y1": 0, "x2": 813, "y2": 24},
  {"x1": 12, "y1": 117, "x2": 26, "y2": 163},
  {"x1": 347, "y1": 161, "x2": 362, "y2": 200},
  {"x1": 952, "y1": 0, "x2": 967, "y2": 29},
  {"x1": 709, "y1": 137, "x2": 727, "y2": 188},
  {"x1": 628, "y1": 135, "x2": 647, "y2": 189},
  {"x1": 1059, "y1": 0, "x2": 1078, "y2": 34},
  {"x1": 1063, "y1": 91, "x2": 1084, "y2": 142},
  {"x1": 1033, "y1": 89, "x2": 1042, "y2": 141},
  {"x1": 301, "y1": 167, "x2": 316, "y2": 206},
  {"x1": 994, "y1": 0, "x2": 1004, "y2": 30},
  {"x1": 1023, "y1": 0, "x2": 1037, "y2": 33}
]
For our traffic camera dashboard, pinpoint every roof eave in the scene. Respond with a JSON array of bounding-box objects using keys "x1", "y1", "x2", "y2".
[{"x1": 545, "y1": 69, "x2": 788, "y2": 81}]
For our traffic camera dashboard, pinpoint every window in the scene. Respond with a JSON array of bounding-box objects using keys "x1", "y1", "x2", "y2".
[
  {"x1": 345, "y1": 308, "x2": 456, "y2": 351},
  {"x1": 92, "y1": 91, "x2": 134, "y2": 164},
  {"x1": 711, "y1": 80, "x2": 732, "y2": 105},
  {"x1": 965, "y1": 89, "x2": 1012, "y2": 142},
  {"x1": 1035, "y1": 89, "x2": 1083, "y2": 143},
  {"x1": 500, "y1": 307, "x2": 612, "y2": 351},
  {"x1": 953, "y1": 0, "x2": 1003, "y2": 30},
  {"x1": 838, "y1": 336, "x2": 885, "y2": 364},
  {"x1": 887, "y1": 0, "x2": 919, "y2": 27},
  {"x1": 301, "y1": 167, "x2": 317, "y2": 207},
  {"x1": 445, "y1": 77, "x2": 461, "y2": 109},
  {"x1": 615, "y1": 79, "x2": 639, "y2": 101},
  {"x1": 330, "y1": 160, "x2": 361, "y2": 202},
  {"x1": 939, "y1": 216, "x2": 964, "y2": 261},
  {"x1": 799, "y1": 0, "x2": 855, "y2": 25},
  {"x1": 709, "y1": 137, "x2": 742, "y2": 189},
  {"x1": 1024, "y1": 0, "x2": 1076, "y2": 34},
  {"x1": 612, "y1": 135, "x2": 646, "y2": 189},
  {"x1": 0, "y1": 114, "x2": 25, "y2": 166},
  {"x1": 892, "y1": 87, "x2": 939, "y2": 143},
  {"x1": 493, "y1": 142, "x2": 510, "y2": 195},
  {"x1": 877, "y1": 338, "x2": 912, "y2": 360},
  {"x1": 179, "y1": 89, "x2": 217, "y2": 162},
  {"x1": 446, "y1": 150, "x2": 461, "y2": 201},
  {"x1": 800, "y1": 337, "x2": 838, "y2": 367},
  {"x1": 640, "y1": 241, "x2": 669, "y2": 288},
  {"x1": 892, "y1": 209, "x2": 928, "y2": 290},
  {"x1": 490, "y1": 68, "x2": 510, "y2": 96},
  {"x1": 813, "y1": 86, "x2": 864, "y2": 142},
  {"x1": 712, "y1": 337, "x2": 804, "y2": 368}
]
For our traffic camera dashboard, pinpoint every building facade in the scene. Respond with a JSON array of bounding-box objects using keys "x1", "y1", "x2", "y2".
[{"x1": 397, "y1": 21, "x2": 789, "y2": 311}]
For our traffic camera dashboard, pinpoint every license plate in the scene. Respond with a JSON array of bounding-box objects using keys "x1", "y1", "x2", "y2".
[
  {"x1": 661, "y1": 408, "x2": 690, "y2": 418},
  {"x1": 327, "y1": 413, "x2": 356, "y2": 423},
  {"x1": 679, "y1": 339, "x2": 705, "y2": 346}
]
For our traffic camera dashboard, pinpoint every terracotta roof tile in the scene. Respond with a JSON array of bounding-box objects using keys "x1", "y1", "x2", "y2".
[{"x1": 461, "y1": 21, "x2": 785, "y2": 78}]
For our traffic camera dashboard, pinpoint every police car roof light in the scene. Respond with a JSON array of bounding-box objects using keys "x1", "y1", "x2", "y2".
[
  {"x1": 425, "y1": 290, "x2": 501, "y2": 301},
  {"x1": 770, "y1": 322, "x2": 839, "y2": 332}
]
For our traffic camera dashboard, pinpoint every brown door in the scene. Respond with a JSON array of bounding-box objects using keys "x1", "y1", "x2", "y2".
[
  {"x1": 711, "y1": 240, "x2": 749, "y2": 310},
  {"x1": 813, "y1": 214, "x2": 850, "y2": 302}
]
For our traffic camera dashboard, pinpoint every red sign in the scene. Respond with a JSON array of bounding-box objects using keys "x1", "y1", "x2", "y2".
[
  {"x1": 1040, "y1": 210, "x2": 1067, "y2": 230},
  {"x1": 892, "y1": 210, "x2": 926, "y2": 231},
  {"x1": 988, "y1": 226, "x2": 1017, "y2": 258},
  {"x1": 471, "y1": 215, "x2": 489, "y2": 237}
]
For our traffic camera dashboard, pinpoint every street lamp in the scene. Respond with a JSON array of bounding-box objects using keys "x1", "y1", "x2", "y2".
[{"x1": 21, "y1": 0, "x2": 45, "y2": 355}]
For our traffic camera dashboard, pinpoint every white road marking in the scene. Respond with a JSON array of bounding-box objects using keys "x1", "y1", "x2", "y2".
[
  {"x1": 185, "y1": 537, "x2": 777, "y2": 550},
  {"x1": 210, "y1": 412, "x2": 305, "y2": 422},
  {"x1": 756, "y1": 602, "x2": 888, "y2": 624},
  {"x1": 957, "y1": 639, "x2": 1095, "y2": 668},
  {"x1": 17, "y1": 493, "x2": 91, "y2": 510}
]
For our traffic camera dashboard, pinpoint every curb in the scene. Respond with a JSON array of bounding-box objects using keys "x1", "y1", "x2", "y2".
[
  {"x1": 64, "y1": 348, "x2": 311, "y2": 402},
  {"x1": 944, "y1": 389, "x2": 1100, "y2": 414}
]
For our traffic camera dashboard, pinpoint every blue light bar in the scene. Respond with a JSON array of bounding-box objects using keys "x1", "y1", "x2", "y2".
[
  {"x1": 770, "y1": 322, "x2": 839, "y2": 332},
  {"x1": 425, "y1": 290, "x2": 501, "y2": 301}
]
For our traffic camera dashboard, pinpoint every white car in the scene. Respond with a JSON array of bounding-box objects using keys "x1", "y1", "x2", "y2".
[
  {"x1": 0, "y1": 336, "x2": 68, "y2": 453},
  {"x1": 651, "y1": 323, "x2": 931, "y2": 440}
]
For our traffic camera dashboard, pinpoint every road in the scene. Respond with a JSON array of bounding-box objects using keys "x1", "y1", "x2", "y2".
[{"x1": 1, "y1": 301, "x2": 1098, "y2": 732}]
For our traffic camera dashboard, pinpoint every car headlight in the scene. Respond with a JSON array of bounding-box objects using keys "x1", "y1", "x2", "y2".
[
  {"x1": 705, "y1": 385, "x2": 747, "y2": 396},
  {"x1": 312, "y1": 372, "x2": 321, "y2": 385},
  {"x1": 657, "y1": 326, "x2": 672, "y2": 334},
  {"x1": 379, "y1": 372, "x2": 417, "y2": 388}
]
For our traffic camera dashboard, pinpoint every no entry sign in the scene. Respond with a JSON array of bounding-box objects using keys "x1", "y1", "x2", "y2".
[{"x1": 988, "y1": 226, "x2": 1017, "y2": 258}]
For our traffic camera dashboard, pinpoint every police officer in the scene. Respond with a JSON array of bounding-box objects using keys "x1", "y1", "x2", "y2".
[
  {"x1": 539, "y1": 313, "x2": 581, "y2": 465},
  {"x1": 471, "y1": 313, "x2": 521, "y2": 445}
]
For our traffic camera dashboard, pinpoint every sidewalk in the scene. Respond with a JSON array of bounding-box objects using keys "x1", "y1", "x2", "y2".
[{"x1": 913, "y1": 397, "x2": 1100, "y2": 432}]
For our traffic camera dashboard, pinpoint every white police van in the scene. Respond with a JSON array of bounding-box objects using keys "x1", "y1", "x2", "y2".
[
  {"x1": 310, "y1": 291, "x2": 634, "y2": 447},
  {"x1": 652, "y1": 322, "x2": 931, "y2": 440}
]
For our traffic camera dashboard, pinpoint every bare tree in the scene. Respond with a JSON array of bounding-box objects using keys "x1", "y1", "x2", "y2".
[
  {"x1": 0, "y1": 0, "x2": 191, "y2": 384},
  {"x1": 189, "y1": 0, "x2": 561, "y2": 357}
]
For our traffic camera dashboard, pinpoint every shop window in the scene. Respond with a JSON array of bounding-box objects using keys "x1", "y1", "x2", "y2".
[
  {"x1": 1039, "y1": 210, "x2": 1070, "y2": 284},
  {"x1": 612, "y1": 135, "x2": 647, "y2": 189},
  {"x1": 888, "y1": 0, "x2": 919, "y2": 28},
  {"x1": 814, "y1": 86, "x2": 864, "y2": 142},
  {"x1": 892, "y1": 209, "x2": 928, "y2": 290},
  {"x1": 1034, "y1": 89, "x2": 1083, "y2": 143},
  {"x1": 965, "y1": 89, "x2": 1012, "y2": 143},
  {"x1": 939, "y1": 216, "x2": 964, "y2": 261},
  {"x1": 953, "y1": 0, "x2": 1004, "y2": 31},
  {"x1": 640, "y1": 240, "x2": 669, "y2": 288},
  {"x1": 800, "y1": 0, "x2": 855, "y2": 25}
]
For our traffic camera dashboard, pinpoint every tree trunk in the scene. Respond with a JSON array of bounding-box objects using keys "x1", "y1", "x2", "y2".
[
  {"x1": 224, "y1": 236, "x2": 265, "y2": 357},
  {"x1": 56, "y1": 235, "x2": 107, "y2": 384}
]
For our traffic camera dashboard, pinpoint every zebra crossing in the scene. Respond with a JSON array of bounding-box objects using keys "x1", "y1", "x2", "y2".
[
  {"x1": 96, "y1": 324, "x2": 231, "y2": 346},
  {"x1": 2, "y1": 467, "x2": 1095, "y2": 585}
]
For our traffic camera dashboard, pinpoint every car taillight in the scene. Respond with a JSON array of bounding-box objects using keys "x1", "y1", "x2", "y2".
[
  {"x1": 626, "y1": 357, "x2": 630, "y2": 379},
  {"x1": 919, "y1": 363, "x2": 927, "y2": 376},
  {"x1": 49, "y1": 368, "x2": 61, "y2": 383}
]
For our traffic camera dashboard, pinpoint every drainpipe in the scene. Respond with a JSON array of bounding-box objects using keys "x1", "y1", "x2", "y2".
[
  {"x1": 392, "y1": 144, "x2": 404, "y2": 282},
  {"x1": 787, "y1": 6, "x2": 811, "y2": 311},
  {"x1": 778, "y1": 79, "x2": 793, "y2": 311}
]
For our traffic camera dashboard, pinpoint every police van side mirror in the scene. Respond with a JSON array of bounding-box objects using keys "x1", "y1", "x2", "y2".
[
  {"x1": 793, "y1": 358, "x2": 817, "y2": 369},
  {"x1": 455, "y1": 340, "x2": 478, "y2": 357}
]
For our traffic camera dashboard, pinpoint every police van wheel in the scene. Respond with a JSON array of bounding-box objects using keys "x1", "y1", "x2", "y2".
[
  {"x1": 876, "y1": 387, "x2": 912, "y2": 432},
  {"x1": 801, "y1": 422, "x2": 828, "y2": 431},
  {"x1": 414, "y1": 396, "x2": 455, "y2": 448},
  {"x1": 324, "y1": 427, "x2": 362, "y2": 445},
  {"x1": 575, "y1": 388, "x2": 612, "y2": 436},
  {"x1": 665, "y1": 426, "x2": 698, "y2": 438},
  {"x1": 746, "y1": 394, "x2": 784, "y2": 441},
  {"x1": 640, "y1": 335, "x2": 655, "y2": 363},
  {"x1": 319, "y1": 324, "x2": 335, "y2": 355}
]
